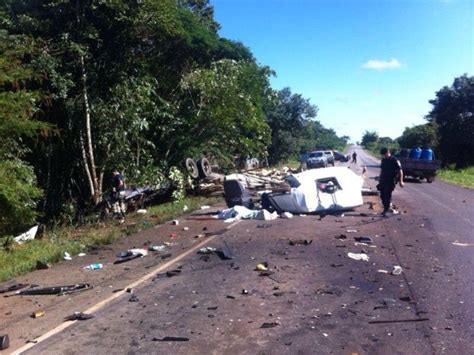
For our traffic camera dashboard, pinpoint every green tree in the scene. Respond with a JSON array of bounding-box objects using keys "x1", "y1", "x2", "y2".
[
  {"x1": 361, "y1": 130, "x2": 379, "y2": 147},
  {"x1": 427, "y1": 74, "x2": 474, "y2": 167},
  {"x1": 0, "y1": 30, "x2": 46, "y2": 235},
  {"x1": 397, "y1": 124, "x2": 438, "y2": 149}
]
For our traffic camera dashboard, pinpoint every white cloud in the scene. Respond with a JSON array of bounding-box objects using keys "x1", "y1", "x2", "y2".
[{"x1": 362, "y1": 58, "x2": 402, "y2": 71}]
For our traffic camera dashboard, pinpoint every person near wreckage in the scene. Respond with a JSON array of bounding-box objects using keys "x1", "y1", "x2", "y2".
[{"x1": 377, "y1": 147, "x2": 404, "y2": 217}]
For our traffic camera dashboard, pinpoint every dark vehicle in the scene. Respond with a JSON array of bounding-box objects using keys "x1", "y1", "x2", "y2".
[
  {"x1": 395, "y1": 148, "x2": 441, "y2": 183},
  {"x1": 306, "y1": 151, "x2": 328, "y2": 169},
  {"x1": 333, "y1": 150, "x2": 350, "y2": 162}
]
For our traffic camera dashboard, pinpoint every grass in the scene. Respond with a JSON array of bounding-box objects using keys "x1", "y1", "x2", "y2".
[
  {"x1": 0, "y1": 195, "x2": 222, "y2": 282},
  {"x1": 438, "y1": 166, "x2": 474, "y2": 189}
]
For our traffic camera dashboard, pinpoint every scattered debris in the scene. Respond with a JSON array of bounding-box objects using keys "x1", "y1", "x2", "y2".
[
  {"x1": 83, "y1": 263, "x2": 103, "y2": 270},
  {"x1": 241, "y1": 289, "x2": 249, "y2": 295},
  {"x1": 200, "y1": 205, "x2": 211, "y2": 210},
  {"x1": 280, "y1": 212, "x2": 293, "y2": 219},
  {"x1": 65, "y1": 312, "x2": 95, "y2": 321},
  {"x1": 346, "y1": 229, "x2": 358, "y2": 233},
  {"x1": 78, "y1": 253, "x2": 86, "y2": 257},
  {"x1": 377, "y1": 269, "x2": 389, "y2": 274},
  {"x1": 63, "y1": 252, "x2": 72, "y2": 261},
  {"x1": 129, "y1": 294, "x2": 140, "y2": 302},
  {"x1": 14, "y1": 225, "x2": 38, "y2": 244},
  {"x1": 392, "y1": 265, "x2": 403, "y2": 275},
  {"x1": 335, "y1": 234, "x2": 348, "y2": 240},
  {"x1": 171, "y1": 220, "x2": 179, "y2": 225},
  {"x1": 347, "y1": 252, "x2": 369, "y2": 262},
  {"x1": 452, "y1": 241, "x2": 473, "y2": 247},
  {"x1": 256, "y1": 263, "x2": 268, "y2": 271},
  {"x1": 183, "y1": 205, "x2": 189, "y2": 212},
  {"x1": 399, "y1": 296, "x2": 411, "y2": 302},
  {"x1": 15, "y1": 284, "x2": 92, "y2": 296},
  {"x1": 0, "y1": 334, "x2": 9, "y2": 350},
  {"x1": 149, "y1": 245, "x2": 167, "y2": 252},
  {"x1": 114, "y1": 248, "x2": 148, "y2": 264},
  {"x1": 152, "y1": 336, "x2": 189, "y2": 342},
  {"x1": 257, "y1": 224, "x2": 272, "y2": 229},
  {"x1": 261, "y1": 321, "x2": 280, "y2": 328},
  {"x1": 354, "y1": 236, "x2": 372, "y2": 244},
  {"x1": 183, "y1": 227, "x2": 189, "y2": 231},
  {"x1": 136, "y1": 209, "x2": 147, "y2": 214},
  {"x1": 31, "y1": 310, "x2": 45, "y2": 318},
  {"x1": 198, "y1": 247, "x2": 217, "y2": 255},
  {"x1": 0, "y1": 283, "x2": 29, "y2": 294},
  {"x1": 226, "y1": 295, "x2": 236, "y2": 300},
  {"x1": 289, "y1": 239, "x2": 312, "y2": 246}
]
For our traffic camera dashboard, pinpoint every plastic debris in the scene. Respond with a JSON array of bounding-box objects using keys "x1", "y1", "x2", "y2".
[
  {"x1": 261, "y1": 321, "x2": 280, "y2": 328},
  {"x1": 136, "y1": 209, "x2": 147, "y2": 214},
  {"x1": 63, "y1": 252, "x2": 72, "y2": 261},
  {"x1": 335, "y1": 234, "x2": 347, "y2": 240},
  {"x1": 198, "y1": 247, "x2": 217, "y2": 255},
  {"x1": 65, "y1": 312, "x2": 94, "y2": 321},
  {"x1": 0, "y1": 334, "x2": 9, "y2": 350},
  {"x1": 83, "y1": 263, "x2": 103, "y2": 270},
  {"x1": 354, "y1": 236, "x2": 372, "y2": 244},
  {"x1": 200, "y1": 205, "x2": 211, "y2": 210},
  {"x1": 183, "y1": 205, "x2": 189, "y2": 212},
  {"x1": 392, "y1": 265, "x2": 403, "y2": 275},
  {"x1": 256, "y1": 263, "x2": 268, "y2": 271},
  {"x1": 31, "y1": 310, "x2": 45, "y2": 318},
  {"x1": 114, "y1": 248, "x2": 147, "y2": 264},
  {"x1": 129, "y1": 294, "x2": 139, "y2": 302},
  {"x1": 280, "y1": 212, "x2": 293, "y2": 219},
  {"x1": 452, "y1": 241, "x2": 473, "y2": 247},
  {"x1": 346, "y1": 229, "x2": 358, "y2": 233},
  {"x1": 152, "y1": 336, "x2": 189, "y2": 342},
  {"x1": 347, "y1": 252, "x2": 369, "y2": 262},
  {"x1": 183, "y1": 227, "x2": 189, "y2": 231},
  {"x1": 377, "y1": 269, "x2": 389, "y2": 274},
  {"x1": 14, "y1": 225, "x2": 38, "y2": 244},
  {"x1": 149, "y1": 245, "x2": 167, "y2": 252},
  {"x1": 78, "y1": 253, "x2": 86, "y2": 257}
]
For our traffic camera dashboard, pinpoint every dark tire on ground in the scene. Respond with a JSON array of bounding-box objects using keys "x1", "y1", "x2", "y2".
[
  {"x1": 185, "y1": 158, "x2": 199, "y2": 179},
  {"x1": 197, "y1": 157, "x2": 212, "y2": 178}
]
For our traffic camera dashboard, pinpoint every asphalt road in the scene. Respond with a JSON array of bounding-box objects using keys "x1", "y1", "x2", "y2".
[{"x1": 6, "y1": 146, "x2": 474, "y2": 354}]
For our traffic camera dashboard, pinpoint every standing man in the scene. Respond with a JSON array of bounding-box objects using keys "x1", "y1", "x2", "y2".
[
  {"x1": 112, "y1": 168, "x2": 126, "y2": 219},
  {"x1": 352, "y1": 151, "x2": 357, "y2": 163},
  {"x1": 378, "y1": 147, "x2": 404, "y2": 216}
]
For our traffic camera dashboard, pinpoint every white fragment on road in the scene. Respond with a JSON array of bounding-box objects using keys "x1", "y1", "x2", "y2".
[
  {"x1": 452, "y1": 241, "x2": 473, "y2": 247},
  {"x1": 392, "y1": 265, "x2": 403, "y2": 275},
  {"x1": 347, "y1": 252, "x2": 369, "y2": 261},
  {"x1": 347, "y1": 229, "x2": 358, "y2": 233},
  {"x1": 64, "y1": 252, "x2": 72, "y2": 261},
  {"x1": 200, "y1": 205, "x2": 210, "y2": 209},
  {"x1": 377, "y1": 269, "x2": 389, "y2": 274}
]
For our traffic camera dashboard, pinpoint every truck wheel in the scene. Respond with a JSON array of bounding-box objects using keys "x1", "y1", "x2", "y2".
[
  {"x1": 184, "y1": 158, "x2": 199, "y2": 179},
  {"x1": 426, "y1": 176, "x2": 435, "y2": 183},
  {"x1": 197, "y1": 157, "x2": 212, "y2": 178}
]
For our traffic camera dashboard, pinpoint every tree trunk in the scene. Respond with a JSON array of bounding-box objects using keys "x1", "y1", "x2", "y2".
[{"x1": 80, "y1": 54, "x2": 101, "y2": 204}]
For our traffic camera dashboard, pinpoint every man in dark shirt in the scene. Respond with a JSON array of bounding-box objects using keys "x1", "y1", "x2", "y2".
[
  {"x1": 378, "y1": 147, "x2": 404, "y2": 216},
  {"x1": 352, "y1": 151, "x2": 357, "y2": 163}
]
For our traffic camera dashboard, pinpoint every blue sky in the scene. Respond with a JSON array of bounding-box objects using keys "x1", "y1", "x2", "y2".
[{"x1": 212, "y1": 0, "x2": 473, "y2": 142}]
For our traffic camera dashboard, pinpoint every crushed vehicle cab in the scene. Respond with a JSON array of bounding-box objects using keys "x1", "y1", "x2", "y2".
[
  {"x1": 306, "y1": 151, "x2": 328, "y2": 169},
  {"x1": 264, "y1": 167, "x2": 363, "y2": 214}
]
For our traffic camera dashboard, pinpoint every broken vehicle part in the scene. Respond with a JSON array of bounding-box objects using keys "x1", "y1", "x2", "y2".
[
  {"x1": 65, "y1": 312, "x2": 95, "y2": 321},
  {"x1": 0, "y1": 334, "x2": 9, "y2": 350},
  {"x1": 16, "y1": 284, "x2": 92, "y2": 296}
]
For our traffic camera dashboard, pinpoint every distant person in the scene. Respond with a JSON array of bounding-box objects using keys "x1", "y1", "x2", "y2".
[
  {"x1": 351, "y1": 151, "x2": 357, "y2": 163},
  {"x1": 111, "y1": 169, "x2": 126, "y2": 219},
  {"x1": 377, "y1": 147, "x2": 404, "y2": 217}
]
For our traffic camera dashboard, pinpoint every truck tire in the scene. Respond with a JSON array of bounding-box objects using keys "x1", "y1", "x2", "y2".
[
  {"x1": 184, "y1": 158, "x2": 199, "y2": 179},
  {"x1": 426, "y1": 176, "x2": 435, "y2": 183},
  {"x1": 197, "y1": 157, "x2": 212, "y2": 178}
]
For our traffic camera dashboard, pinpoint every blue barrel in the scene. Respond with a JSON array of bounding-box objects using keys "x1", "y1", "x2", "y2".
[
  {"x1": 409, "y1": 147, "x2": 422, "y2": 159},
  {"x1": 421, "y1": 148, "x2": 433, "y2": 160}
]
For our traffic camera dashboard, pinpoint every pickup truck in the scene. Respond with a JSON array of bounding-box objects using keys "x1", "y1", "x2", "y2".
[{"x1": 395, "y1": 151, "x2": 441, "y2": 183}]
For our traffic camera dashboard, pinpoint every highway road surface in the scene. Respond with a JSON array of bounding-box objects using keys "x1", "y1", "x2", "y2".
[{"x1": 3, "y1": 146, "x2": 473, "y2": 354}]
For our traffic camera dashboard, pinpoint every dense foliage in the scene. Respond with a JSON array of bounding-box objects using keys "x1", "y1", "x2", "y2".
[{"x1": 0, "y1": 0, "x2": 348, "y2": 236}]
